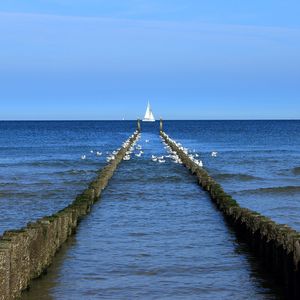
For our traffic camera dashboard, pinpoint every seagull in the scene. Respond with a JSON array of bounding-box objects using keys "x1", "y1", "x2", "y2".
[
  {"x1": 145, "y1": 140, "x2": 150, "y2": 143},
  {"x1": 158, "y1": 159, "x2": 166, "y2": 163},
  {"x1": 135, "y1": 152, "x2": 142, "y2": 157},
  {"x1": 123, "y1": 155, "x2": 131, "y2": 161},
  {"x1": 211, "y1": 151, "x2": 218, "y2": 157},
  {"x1": 96, "y1": 151, "x2": 102, "y2": 156},
  {"x1": 174, "y1": 159, "x2": 182, "y2": 164},
  {"x1": 81, "y1": 155, "x2": 86, "y2": 160},
  {"x1": 197, "y1": 160, "x2": 204, "y2": 167},
  {"x1": 90, "y1": 150, "x2": 94, "y2": 154},
  {"x1": 106, "y1": 155, "x2": 115, "y2": 162}
]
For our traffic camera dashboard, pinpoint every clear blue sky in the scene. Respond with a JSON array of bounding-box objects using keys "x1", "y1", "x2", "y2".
[{"x1": 0, "y1": 0, "x2": 299, "y2": 120}]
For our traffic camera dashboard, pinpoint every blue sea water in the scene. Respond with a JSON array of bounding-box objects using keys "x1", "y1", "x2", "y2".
[
  {"x1": 0, "y1": 121, "x2": 135, "y2": 233},
  {"x1": 1, "y1": 120, "x2": 299, "y2": 299},
  {"x1": 165, "y1": 120, "x2": 300, "y2": 230}
]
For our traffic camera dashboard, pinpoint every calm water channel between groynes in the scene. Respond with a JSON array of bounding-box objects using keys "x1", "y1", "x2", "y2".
[{"x1": 22, "y1": 129, "x2": 284, "y2": 299}]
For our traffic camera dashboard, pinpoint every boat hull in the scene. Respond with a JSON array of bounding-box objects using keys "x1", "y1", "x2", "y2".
[{"x1": 143, "y1": 119, "x2": 155, "y2": 122}]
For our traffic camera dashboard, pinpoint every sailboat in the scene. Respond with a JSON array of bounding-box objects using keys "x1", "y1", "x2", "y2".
[{"x1": 143, "y1": 101, "x2": 155, "y2": 122}]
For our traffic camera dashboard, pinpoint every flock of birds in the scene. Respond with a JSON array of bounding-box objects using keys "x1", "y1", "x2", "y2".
[
  {"x1": 122, "y1": 135, "x2": 143, "y2": 161},
  {"x1": 80, "y1": 131, "x2": 218, "y2": 167},
  {"x1": 161, "y1": 135, "x2": 204, "y2": 167},
  {"x1": 80, "y1": 130, "x2": 141, "y2": 162},
  {"x1": 81, "y1": 150, "x2": 102, "y2": 161},
  {"x1": 110, "y1": 130, "x2": 142, "y2": 162}
]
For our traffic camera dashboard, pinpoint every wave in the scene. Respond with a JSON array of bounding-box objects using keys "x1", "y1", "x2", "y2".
[
  {"x1": 238, "y1": 185, "x2": 300, "y2": 195},
  {"x1": 0, "y1": 191, "x2": 39, "y2": 199},
  {"x1": 54, "y1": 169, "x2": 98, "y2": 176},
  {"x1": 292, "y1": 167, "x2": 300, "y2": 175},
  {"x1": 115, "y1": 175, "x2": 183, "y2": 184},
  {"x1": 150, "y1": 175, "x2": 183, "y2": 183},
  {"x1": 0, "y1": 159, "x2": 100, "y2": 168},
  {"x1": 0, "y1": 189, "x2": 73, "y2": 201},
  {"x1": 214, "y1": 173, "x2": 261, "y2": 181}
]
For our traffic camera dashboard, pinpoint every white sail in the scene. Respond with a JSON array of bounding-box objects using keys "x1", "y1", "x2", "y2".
[{"x1": 143, "y1": 101, "x2": 155, "y2": 122}]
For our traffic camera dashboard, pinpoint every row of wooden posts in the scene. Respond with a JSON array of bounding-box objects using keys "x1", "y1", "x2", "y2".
[
  {"x1": 136, "y1": 118, "x2": 164, "y2": 132},
  {"x1": 2, "y1": 118, "x2": 297, "y2": 299}
]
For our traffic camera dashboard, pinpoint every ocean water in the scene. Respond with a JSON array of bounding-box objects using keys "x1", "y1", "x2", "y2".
[
  {"x1": 1, "y1": 120, "x2": 299, "y2": 299},
  {"x1": 164, "y1": 120, "x2": 300, "y2": 231},
  {"x1": 0, "y1": 121, "x2": 136, "y2": 234}
]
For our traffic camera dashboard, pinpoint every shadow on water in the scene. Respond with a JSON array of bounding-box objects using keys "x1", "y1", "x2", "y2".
[
  {"x1": 224, "y1": 223, "x2": 286, "y2": 299},
  {"x1": 21, "y1": 236, "x2": 77, "y2": 300}
]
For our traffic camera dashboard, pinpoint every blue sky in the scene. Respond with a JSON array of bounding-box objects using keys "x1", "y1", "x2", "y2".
[{"x1": 0, "y1": 1, "x2": 299, "y2": 120}]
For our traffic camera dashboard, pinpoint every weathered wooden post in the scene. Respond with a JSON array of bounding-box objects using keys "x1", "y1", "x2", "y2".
[
  {"x1": 160, "y1": 118, "x2": 163, "y2": 132},
  {"x1": 137, "y1": 118, "x2": 141, "y2": 132}
]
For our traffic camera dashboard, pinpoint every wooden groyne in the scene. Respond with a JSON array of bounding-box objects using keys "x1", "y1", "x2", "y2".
[
  {"x1": 0, "y1": 130, "x2": 141, "y2": 300},
  {"x1": 160, "y1": 131, "x2": 300, "y2": 299}
]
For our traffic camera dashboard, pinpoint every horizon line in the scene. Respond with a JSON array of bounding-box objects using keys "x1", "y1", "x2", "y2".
[{"x1": 1, "y1": 119, "x2": 300, "y2": 122}]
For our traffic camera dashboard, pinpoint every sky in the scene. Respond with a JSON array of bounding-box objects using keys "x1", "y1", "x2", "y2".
[{"x1": 0, "y1": 1, "x2": 300, "y2": 120}]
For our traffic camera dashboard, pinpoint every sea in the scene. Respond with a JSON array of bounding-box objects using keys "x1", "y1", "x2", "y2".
[{"x1": 1, "y1": 120, "x2": 300, "y2": 299}]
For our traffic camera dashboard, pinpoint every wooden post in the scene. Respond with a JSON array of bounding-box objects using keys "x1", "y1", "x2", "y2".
[
  {"x1": 160, "y1": 118, "x2": 163, "y2": 132},
  {"x1": 137, "y1": 119, "x2": 141, "y2": 132}
]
